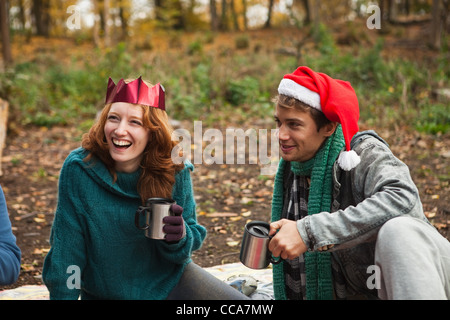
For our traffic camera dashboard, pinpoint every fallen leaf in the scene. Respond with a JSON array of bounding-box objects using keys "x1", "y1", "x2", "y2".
[
  {"x1": 241, "y1": 211, "x2": 252, "y2": 217},
  {"x1": 254, "y1": 188, "x2": 272, "y2": 197},
  {"x1": 33, "y1": 247, "x2": 50, "y2": 254},
  {"x1": 226, "y1": 241, "x2": 240, "y2": 247},
  {"x1": 240, "y1": 197, "x2": 253, "y2": 204},
  {"x1": 35, "y1": 200, "x2": 46, "y2": 207},
  {"x1": 224, "y1": 197, "x2": 235, "y2": 205},
  {"x1": 425, "y1": 211, "x2": 436, "y2": 219},
  {"x1": 212, "y1": 226, "x2": 226, "y2": 233},
  {"x1": 433, "y1": 222, "x2": 448, "y2": 230},
  {"x1": 33, "y1": 217, "x2": 46, "y2": 223},
  {"x1": 21, "y1": 264, "x2": 36, "y2": 272},
  {"x1": 206, "y1": 212, "x2": 238, "y2": 217}
]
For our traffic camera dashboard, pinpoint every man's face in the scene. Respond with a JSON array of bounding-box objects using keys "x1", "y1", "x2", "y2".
[{"x1": 274, "y1": 104, "x2": 335, "y2": 163}]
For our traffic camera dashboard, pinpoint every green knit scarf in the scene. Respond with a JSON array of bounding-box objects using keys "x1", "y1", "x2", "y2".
[{"x1": 271, "y1": 125, "x2": 345, "y2": 300}]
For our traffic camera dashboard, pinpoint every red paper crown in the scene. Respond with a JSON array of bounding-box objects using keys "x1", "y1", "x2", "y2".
[{"x1": 105, "y1": 76, "x2": 165, "y2": 110}]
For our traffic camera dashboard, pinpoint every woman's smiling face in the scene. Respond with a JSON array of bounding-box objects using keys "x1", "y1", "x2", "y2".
[{"x1": 104, "y1": 102, "x2": 150, "y2": 172}]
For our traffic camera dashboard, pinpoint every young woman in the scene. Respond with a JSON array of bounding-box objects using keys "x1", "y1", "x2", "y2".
[{"x1": 43, "y1": 77, "x2": 248, "y2": 300}]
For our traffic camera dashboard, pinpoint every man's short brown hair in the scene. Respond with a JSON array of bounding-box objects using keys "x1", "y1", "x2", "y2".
[{"x1": 275, "y1": 94, "x2": 332, "y2": 131}]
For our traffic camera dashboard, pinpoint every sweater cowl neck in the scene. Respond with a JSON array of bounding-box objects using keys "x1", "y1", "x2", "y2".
[
  {"x1": 116, "y1": 170, "x2": 141, "y2": 196},
  {"x1": 72, "y1": 148, "x2": 141, "y2": 199}
]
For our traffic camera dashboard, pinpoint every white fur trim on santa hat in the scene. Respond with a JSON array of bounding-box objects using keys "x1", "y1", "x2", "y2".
[
  {"x1": 278, "y1": 78, "x2": 322, "y2": 111},
  {"x1": 337, "y1": 150, "x2": 361, "y2": 171}
]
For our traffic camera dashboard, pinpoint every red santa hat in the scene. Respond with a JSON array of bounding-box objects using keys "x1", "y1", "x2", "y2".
[{"x1": 278, "y1": 66, "x2": 361, "y2": 171}]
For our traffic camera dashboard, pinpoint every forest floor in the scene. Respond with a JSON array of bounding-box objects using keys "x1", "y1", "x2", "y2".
[
  {"x1": 0, "y1": 22, "x2": 449, "y2": 291},
  {"x1": 0, "y1": 121, "x2": 448, "y2": 290}
]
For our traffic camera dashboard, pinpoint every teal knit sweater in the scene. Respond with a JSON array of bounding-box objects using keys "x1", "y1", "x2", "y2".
[{"x1": 42, "y1": 148, "x2": 206, "y2": 299}]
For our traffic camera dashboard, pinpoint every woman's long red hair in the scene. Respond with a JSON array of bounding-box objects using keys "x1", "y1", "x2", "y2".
[{"x1": 82, "y1": 88, "x2": 183, "y2": 204}]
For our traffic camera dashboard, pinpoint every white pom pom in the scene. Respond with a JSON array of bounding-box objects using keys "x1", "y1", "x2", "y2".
[{"x1": 337, "y1": 150, "x2": 360, "y2": 171}]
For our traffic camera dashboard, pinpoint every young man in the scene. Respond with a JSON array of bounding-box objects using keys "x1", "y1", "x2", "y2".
[{"x1": 268, "y1": 66, "x2": 450, "y2": 300}]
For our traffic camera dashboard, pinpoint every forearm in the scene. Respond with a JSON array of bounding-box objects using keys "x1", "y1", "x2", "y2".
[
  {"x1": 157, "y1": 211, "x2": 206, "y2": 264},
  {"x1": 160, "y1": 162, "x2": 206, "y2": 263},
  {"x1": 298, "y1": 141, "x2": 423, "y2": 251},
  {"x1": 0, "y1": 245, "x2": 21, "y2": 285}
]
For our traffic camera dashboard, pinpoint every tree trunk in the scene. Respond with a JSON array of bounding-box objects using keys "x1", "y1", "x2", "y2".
[
  {"x1": 172, "y1": 0, "x2": 185, "y2": 29},
  {"x1": 301, "y1": 0, "x2": 311, "y2": 24},
  {"x1": 32, "y1": 0, "x2": 50, "y2": 36},
  {"x1": 118, "y1": 4, "x2": 128, "y2": 40},
  {"x1": 430, "y1": 0, "x2": 444, "y2": 50},
  {"x1": 310, "y1": 0, "x2": 320, "y2": 37},
  {"x1": 220, "y1": 0, "x2": 228, "y2": 31},
  {"x1": 210, "y1": 0, "x2": 219, "y2": 30},
  {"x1": 0, "y1": 0, "x2": 13, "y2": 67},
  {"x1": 104, "y1": 0, "x2": 111, "y2": 47},
  {"x1": 230, "y1": 0, "x2": 239, "y2": 30},
  {"x1": 264, "y1": 0, "x2": 274, "y2": 28},
  {"x1": 242, "y1": 0, "x2": 247, "y2": 30},
  {"x1": 92, "y1": 0, "x2": 100, "y2": 47},
  {"x1": 388, "y1": 0, "x2": 396, "y2": 23},
  {"x1": 17, "y1": 0, "x2": 26, "y2": 31},
  {"x1": 154, "y1": 0, "x2": 164, "y2": 22},
  {"x1": 404, "y1": 0, "x2": 410, "y2": 15}
]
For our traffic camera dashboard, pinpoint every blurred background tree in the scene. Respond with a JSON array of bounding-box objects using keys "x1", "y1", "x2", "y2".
[
  {"x1": 0, "y1": 0, "x2": 446, "y2": 48},
  {"x1": 0, "y1": 0, "x2": 448, "y2": 132}
]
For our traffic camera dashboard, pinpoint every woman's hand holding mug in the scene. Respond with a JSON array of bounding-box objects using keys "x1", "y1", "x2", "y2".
[{"x1": 163, "y1": 204, "x2": 185, "y2": 243}]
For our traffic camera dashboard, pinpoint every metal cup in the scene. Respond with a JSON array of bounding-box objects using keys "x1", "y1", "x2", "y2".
[
  {"x1": 239, "y1": 221, "x2": 282, "y2": 269},
  {"x1": 135, "y1": 198, "x2": 176, "y2": 239}
]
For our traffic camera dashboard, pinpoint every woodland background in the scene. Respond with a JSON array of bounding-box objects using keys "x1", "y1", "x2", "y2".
[
  {"x1": 0, "y1": 0, "x2": 449, "y2": 131},
  {"x1": 0, "y1": 0, "x2": 449, "y2": 289}
]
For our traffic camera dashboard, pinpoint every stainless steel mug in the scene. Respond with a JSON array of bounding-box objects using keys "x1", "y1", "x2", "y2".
[
  {"x1": 135, "y1": 198, "x2": 176, "y2": 239},
  {"x1": 239, "y1": 221, "x2": 282, "y2": 269}
]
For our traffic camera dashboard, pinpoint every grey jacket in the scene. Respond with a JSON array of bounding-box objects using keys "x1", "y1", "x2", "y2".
[{"x1": 294, "y1": 131, "x2": 428, "y2": 297}]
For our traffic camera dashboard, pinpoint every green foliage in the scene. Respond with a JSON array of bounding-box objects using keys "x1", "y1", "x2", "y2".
[
  {"x1": 304, "y1": 36, "x2": 448, "y2": 133},
  {"x1": 187, "y1": 40, "x2": 203, "y2": 55},
  {"x1": 314, "y1": 23, "x2": 337, "y2": 55},
  {"x1": 0, "y1": 43, "x2": 135, "y2": 127},
  {"x1": 415, "y1": 102, "x2": 450, "y2": 134},
  {"x1": 235, "y1": 34, "x2": 250, "y2": 50},
  {"x1": 226, "y1": 76, "x2": 260, "y2": 106},
  {"x1": 0, "y1": 28, "x2": 448, "y2": 134},
  {"x1": 435, "y1": 36, "x2": 450, "y2": 87}
]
